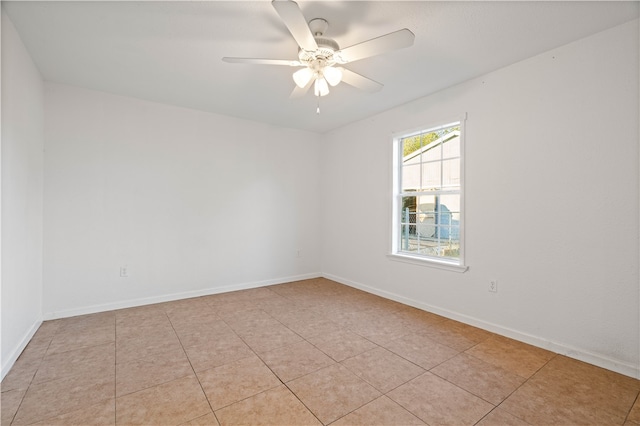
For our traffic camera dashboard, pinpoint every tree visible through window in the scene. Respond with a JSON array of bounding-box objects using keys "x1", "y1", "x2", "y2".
[{"x1": 392, "y1": 119, "x2": 464, "y2": 266}]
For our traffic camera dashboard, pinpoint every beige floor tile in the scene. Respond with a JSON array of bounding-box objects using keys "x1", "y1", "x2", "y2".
[
  {"x1": 465, "y1": 335, "x2": 555, "y2": 378},
  {"x1": 446, "y1": 320, "x2": 494, "y2": 343},
  {"x1": 499, "y1": 370, "x2": 635, "y2": 425},
  {"x1": 5, "y1": 278, "x2": 640, "y2": 426},
  {"x1": 1, "y1": 388, "x2": 26, "y2": 425},
  {"x1": 339, "y1": 311, "x2": 410, "y2": 345},
  {"x1": 1, "y1": 355, "x2": 41, "y2": 392},
  {"x1": 253, "y1": 296, "x2": 308, "y2": 316},
  {"x1": 19, "y1": 332, "x2": 54, "y2": 362},
  {"x1": 332, "y1": 395, "x2": 426, "y2": 425},
  {"x1": 196, "y1": 355, "x2": 281, "y2": 410},
  {"x1": 47, "y1": 324, "x2": 116, "y2": 355},
  {"x1": 13, "y1": 369, "x2": 115, "y2": 425},
  {"x1": 341, "y1": 347, "x2": 425, "y2": 393},
  {"x1": 32, "y1": 319, "x2": 63, "y2": 340},
  {"x1": 161, "y1": 297, "x2": 213, "y2": 317},
  {"x1": 237, "y1": 323, "x2": 304, "y2": 355},
  {"x1": 287, "y1": 363, "x2": 381, "y2": 424},
  {"x1": 288, "y1": 318, "x2": 343, "y2": 339},
  {"x1": 274, "y1": 308, "x2": 343, "y2": 339},
  {"x1": 499, "y1": 379, "x2": 597, "y2": 424},
  {"x1": 169, "y1": 310, "x2": 224, "y2": 330},
  {"x1": 387, "y1": 372, "x2": 493, "y2": 425},
  {"x1": 476, "y1": 408, "x2": 530, "y2": 425},
  {"x1": 173, "y1": 320, "x2": 235, "y2": 348},
  {"x1": 261, "y1": 341, "x2": 335, "y2": 382},
  {"x1": 628, "y1": 396, "x2": 640, "y2": 424},
  {"x1": 34, "y1": 342, "x2": 115, "y2": 384},
  {"x1": 431, "y1": 353, "x2": 525, "y2": 404},
  {"x1": 57, "y1": 312, "x2": 115, "y2": 332},
  {"x1": 115, "y1": 305, "x2": 169, "y2": 329},
  {"x1": 181, "y1": 411, "x2": 219, "y2": 425},
  {"x1": 115, "y1": 302, "x2": 165, "y2": 317},
  {"x1": 116, "y1": 320, "x2": 175, "y2": 340},
  {"x1": 116, "y1": 375, "x2": 210, "y2": 425},
  {"x1": 346, "y1": 324, "x2": 409, "y2": 346},
  {"x1": 542, "y1": 355, "x2": 640, "y2": 395},
  {"x1": 420, "y1": 322, "x2": 480, "y2": 352},
  {"x1": 392, "y1": 306, "x2": 447, "y2": 330},
  {"x1": 500, "y1": 355, "x2": 640, "y2": 425},
  {"x1": 116, "y1": 344, "x2": 193, "y2": 396},
  {"x1": 215, "y1": 385, "x2": 321, "y2": 426},
  {"x1": 219, "y1": 309, "x2": 279, "y2": 334},
  {"x1": 31, "y1": 398, "x2": 115, "y2": 425},
  {"x1": 116, "y1": 328, "x2": 182, "y2": 364},
  {"x1": 381, "y1": 332, "x2": 459, "y2": 370},
  {"x1": 206, "y1": 300, "x2": 261, "y2": 318},
  {"x1": 183, "y1": 333, "x2": 255, "y2": 372},
  {"x1": 308, "y1": 329, "x2": 378, "y2": 362}
]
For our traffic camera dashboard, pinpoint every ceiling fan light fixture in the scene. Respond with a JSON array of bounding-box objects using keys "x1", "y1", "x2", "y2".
[
  {"x1": 323, "y1": 66, "x2": 342, "y2": 86},
  {"x1": 314, "y1": 77, "x2": 330, "y2": 96},
  {"x1": 293, "y1": 67, "x2": 314, "y2": 88}
]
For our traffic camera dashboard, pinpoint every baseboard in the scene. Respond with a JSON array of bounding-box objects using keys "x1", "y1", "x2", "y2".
[
  {"x1": 43, "y1": 272, "x2": 322, "y2": 321},
  {"x1": 1, "y1": 319, "x2": 42, "y2": 381},
  {"x1": 323, "y1": 273, "x2": 640, "y2": 380}
]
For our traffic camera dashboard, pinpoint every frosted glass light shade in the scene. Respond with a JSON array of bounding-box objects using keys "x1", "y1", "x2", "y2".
[
  {"x1": 314, "y1": 78, "x2": 329, "y2": 96},
  {"x1": 293, "y1": 68, "x2": 314, "y2": 88},
  {"x1": 323, "y1": 66, "x2": 342, "y2": 86}
]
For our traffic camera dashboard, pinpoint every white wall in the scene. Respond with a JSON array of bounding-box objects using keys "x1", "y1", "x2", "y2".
[
  {"x1": 321, "y1": 20, "x2": 640, "y2": 378},
  {"x1": 43, "y1": 84, "x2": 321, "y2": 318},
  {"x1": 1, "y1": 11, "x2": 45, "y2": 377}
]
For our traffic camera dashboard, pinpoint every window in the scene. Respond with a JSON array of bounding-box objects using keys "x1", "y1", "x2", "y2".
[{"x1": 390, "y1": 117, "x2": 466, "y2": 271}]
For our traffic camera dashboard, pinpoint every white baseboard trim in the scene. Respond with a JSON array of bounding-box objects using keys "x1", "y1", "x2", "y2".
[
  {"x1": 323, "y1": 273, "x2": 640, "y2": 380},
  {"x1": 43, "y1": 272, "x2": 322, "y2": 321},
  {"x1": 1, "y1": 319, "x2": 42, "y2": 381}
]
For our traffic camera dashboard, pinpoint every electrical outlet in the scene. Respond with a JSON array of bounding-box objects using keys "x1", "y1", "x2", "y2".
[
  {"x1": 120, "y1": 266, "x2": 129, "y2": 278},
  {"x1": 489, "y1": 280, "x2": 498, "y2": 293}
]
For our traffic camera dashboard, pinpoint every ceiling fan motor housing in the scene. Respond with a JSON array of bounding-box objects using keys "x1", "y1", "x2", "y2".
[{"x1": 299, "y1": 36, "x2": 339, "y2": 67}]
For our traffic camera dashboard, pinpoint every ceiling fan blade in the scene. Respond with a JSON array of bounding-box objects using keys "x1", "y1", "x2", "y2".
[
  {"x1": 339, "y1": 68, "x2": 383, "y2": 93},
  {"x1": 222, "y1": 57, "x2": 302, "y2": 66},
  {"x1": 336, "y1": 29, "x2": 415, "y2": 64},
  {"x1": 289, "y1": 78, "x2": 313, "y2": 99},
  {"x1": 272, "y1": 0, "x2": 318, "y2": 52}
]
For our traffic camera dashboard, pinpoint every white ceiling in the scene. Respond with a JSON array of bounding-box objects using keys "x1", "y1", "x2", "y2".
[{"x1": 3, "y1": 1, "x2": 638, "y2": 133}]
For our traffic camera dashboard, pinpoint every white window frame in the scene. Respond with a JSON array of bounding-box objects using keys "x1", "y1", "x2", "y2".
[{"x1": 388, "y1": 114, "x2": 468, "y2": 273}]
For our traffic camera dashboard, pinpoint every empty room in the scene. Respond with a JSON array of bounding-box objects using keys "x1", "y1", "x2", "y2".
[{"x1": 2, "y1": 1, "x2": 639, "y2": 425}]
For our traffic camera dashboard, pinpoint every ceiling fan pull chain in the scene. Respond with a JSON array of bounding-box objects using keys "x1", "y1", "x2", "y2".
[{"x1": 316, "y1": 95, "x2": 321, "y2": 115}]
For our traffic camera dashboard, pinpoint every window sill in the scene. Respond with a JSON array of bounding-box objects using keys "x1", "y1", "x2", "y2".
[{"x1": 387, "y1": 253, "x2": 469, "y2": 273}]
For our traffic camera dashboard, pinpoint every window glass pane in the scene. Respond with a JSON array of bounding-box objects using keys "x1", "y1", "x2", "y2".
[
  {"x1": 422, "y1": 141, "x2": 441, "y2": 162},
  {"x1": 416, "y1": 195, "x2": 436, "y2": 238},
  {"x1": 439, "y1": 194, "x2": 460, "y2": 216},
  {"x1": 421, "y1": 162, "x2": 441, "y2": 190},
  {"x1": 401, "y1": 164, "x2": 420, "y2": 191},
  {"x1": 402, "y1": 135, "x2": 422, "y2": 158},
  {"x1": 399, "y1": 196, "x2": 417, "y2": 252},
  {"x1": 442, "y1": 158, "x2": 460, "y2": 187},
  {"x1": 442, "y1": 134, "x2": 460, "y2": 158}
]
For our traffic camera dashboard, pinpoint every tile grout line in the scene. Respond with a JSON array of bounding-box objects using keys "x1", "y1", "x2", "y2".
[
  {"x1": 623, "y1": 387, "x2": 640, "y2": 424},
  {"x1": 487, "y1": 353, "x2": 560, "y2": 425},
  {"x1": 6, "y1": 321, "x2": 60, "y2": 425},
  {"x1": 164, "y1": 304, "x2": 224, "y2": 426}
]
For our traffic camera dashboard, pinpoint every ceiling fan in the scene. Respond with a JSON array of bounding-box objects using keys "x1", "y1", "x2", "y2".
[{"x1": 222, "y1": 0, "x2": 415, "y2": 101}]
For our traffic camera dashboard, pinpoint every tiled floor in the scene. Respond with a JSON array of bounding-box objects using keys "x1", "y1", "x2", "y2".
[{"x1": 2, "y1": 278, "x2": 639, "y2": 425}]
